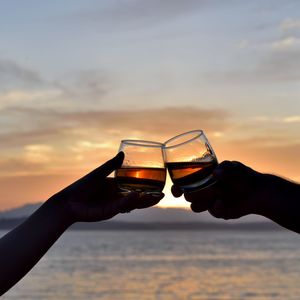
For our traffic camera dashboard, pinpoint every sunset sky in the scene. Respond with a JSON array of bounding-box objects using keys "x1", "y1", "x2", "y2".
[{"x1": 0, "y1": 0, "x2": 299, "y2": 210}]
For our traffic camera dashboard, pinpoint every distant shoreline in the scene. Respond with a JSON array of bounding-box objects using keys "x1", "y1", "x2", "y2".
[{"x1": 0, "y1": 218, "x2": 283, "y2": 231}]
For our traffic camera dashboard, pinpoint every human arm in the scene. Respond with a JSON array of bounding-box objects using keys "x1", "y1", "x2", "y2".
[
  {"x1": 172, "y1": 160, "x2": 300, "y2": 233},
  {"x1": 0, "y1": 152, "x2": 163, "y2": 295}
]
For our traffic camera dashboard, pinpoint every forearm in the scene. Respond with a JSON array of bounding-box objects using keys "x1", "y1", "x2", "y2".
[
  {"x1": 258, "y1": 174, "x2": 300, "y2": 233},
  {"x1": 0, "y1": 196, "x2": 72, "y2": 295}
]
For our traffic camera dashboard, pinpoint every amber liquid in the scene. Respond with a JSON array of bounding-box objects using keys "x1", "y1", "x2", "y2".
[
  {"x1": 166, "y1": 160, "x2": 218, "y2": 191},
  {"x1": 116, "y1": 167, "x2": 166, "y2": 193}
]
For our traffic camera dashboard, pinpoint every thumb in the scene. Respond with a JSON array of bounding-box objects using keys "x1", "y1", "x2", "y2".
[
  {"x1": 86, "y1": 151, "x2": 124, "y2": 181},
  {"x1": 213, "y1": 160, "x2": 237, "y2": 184},
  {"x1": 64, "y1": 152, "x2": 124, "y2": 193},
  {"x1": 97, "y1": 151, "x2": 124, "y2": 178},
  {"x1": 54, "y1": 152, "x2": 125, "y2": 198}
]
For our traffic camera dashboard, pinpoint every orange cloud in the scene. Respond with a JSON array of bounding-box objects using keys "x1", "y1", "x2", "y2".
[{"x1": 0, "y1": 106, "x2": 299, "y2": 210}]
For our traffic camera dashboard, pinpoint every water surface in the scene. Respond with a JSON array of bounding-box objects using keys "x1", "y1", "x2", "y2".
[{"x1": 2, "y1": 230, "x2": 300, "y2": 300}]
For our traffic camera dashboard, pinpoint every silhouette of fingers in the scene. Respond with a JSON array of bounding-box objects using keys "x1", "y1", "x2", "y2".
[
  {"x1": 69, "y1": 191, "x2": 139, "y2": 221},
  {"x1": 171, "y1": 185, "x2": 183, "y2": 198},
  {"x1": 213, "y1": 160, "x2": 252, "y2": 185},
  {"x1": 213, "y1": 161, "x2": 237, "y2": 183},
  {"x1": 119, "y1": 192, "x2": 164, "y2": 213},
  {"x1": 117, "y1": 192, "x2": 140, "y2": 214},
  {"x1": 208, "y1": 199, "x2": 228, "y2": 219},
  {"x1": 190, "y1": 196, "x2": 215, "y2": 213},
  {"x1": 184, "y1": 185, "x2": 217, "y2": 203},
  {"x1": 135, "y1": 193, "x2": 164, "y2": 209}
]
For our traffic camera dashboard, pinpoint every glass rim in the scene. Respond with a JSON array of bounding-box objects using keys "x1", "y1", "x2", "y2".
[
  {"x1": 163, "y1": 130, "x2": 204, "y2": 149},
  {"x1": 121, "y1": 139, "x2": 164, "y2": 148}
]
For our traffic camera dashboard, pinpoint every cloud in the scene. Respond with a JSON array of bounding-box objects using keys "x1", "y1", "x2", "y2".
[
  {"x1": 0, "y1": 89, "x2": 62, "y2": 110},
  {"x1": 0, "y1": 106, "x2": 299, "y2": 209},
  {"x1": 66, "y1": 0, "x2": 226, "y2": 30},
  {"x1": 212, "y1": 13, "x2": 300, "y2": 85},
  {"x1": 271, "y1": 36, "x2": 300, "y2": 50},
  {"x1": 261, "y1": 49, "x2": 300, "y2": 81},
  {"x1": 280, "y1": 18, "x2": 300, "y2": 31},
  {"x1": 57, "y1": 106, "x2": 228, "y2": 135},
  {"x1": 0, "y1": 65, "x2": 110, "y2": 111},
  {"x1": 205, "y1": 49, "x2": 300, "y2": 83},
  {"x1": 0, "y1": 59, "x2": 43, "y2": 90},
  {"x1": 0, "y1": 105, "x2": 230, "y2": 177},
  {"x1": 283, "y1": 116, "x2": 300, "y2": 123},
  {"x1": 252, "y1": 115, "x2": 300, "y2": 124},
  {"x1": 0, "y1": 106, "x2": 230, "y2": 149},
  {"x1": 270, "y1": 17, "x2": 300, "y2": 51},
  {"x1": 53, "y1": 69, "x2": 109, "y2": 104},
  {"x1": 24, "y1": 144, "x2": 54, "y2": 164},
  {"x1": 1, "y1": 132, "x2": 299, "y2": 210},
  {"x1": 218, "y1": 138, "x2": 300, "y2": 180},
  {"x1": 2, "y1": 105, "x2": 299, "y2": 177}
]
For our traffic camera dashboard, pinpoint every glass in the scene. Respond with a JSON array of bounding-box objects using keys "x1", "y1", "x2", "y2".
[
  {"x1": 163, "y1": 130, "x2": 218, "y2": 192},
  {"x1": 115, "y1": 140, "x2": 166, "y2": 195}
]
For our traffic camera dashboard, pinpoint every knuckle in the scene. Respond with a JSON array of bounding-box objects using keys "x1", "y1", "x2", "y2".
[{"x1": 219, "y1": 160, "x2": 233, "y2": 169}]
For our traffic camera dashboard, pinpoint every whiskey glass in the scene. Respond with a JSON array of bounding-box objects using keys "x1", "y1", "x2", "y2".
[
  {"x1": 115, "y1": 140, "x2": 166, "y2": 194},
  {"x1": 163, "y1": 130, "x2": 218, "y2": 192}
]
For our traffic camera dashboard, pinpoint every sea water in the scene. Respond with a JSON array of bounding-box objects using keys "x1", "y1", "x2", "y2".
[{"x1": 1, "y1": 230, "x2": 300, "y2": 300}]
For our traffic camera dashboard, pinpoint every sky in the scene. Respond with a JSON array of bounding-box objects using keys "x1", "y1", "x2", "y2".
[{"x1": 0, "y1": 0, "x2": 299, "y2": 210}]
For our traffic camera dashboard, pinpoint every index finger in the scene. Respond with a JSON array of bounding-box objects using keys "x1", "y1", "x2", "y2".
[{"x1": 184, "y1": 183, "x2": 219, "y2": 202}]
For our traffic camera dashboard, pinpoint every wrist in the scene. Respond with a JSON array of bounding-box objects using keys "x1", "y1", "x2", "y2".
[
  {"x1": 254, "y1": 173, "x2": 299, "y2": 219},
  {"x1": 46, "y1": 194, "x2": 75, "y2": 228}
]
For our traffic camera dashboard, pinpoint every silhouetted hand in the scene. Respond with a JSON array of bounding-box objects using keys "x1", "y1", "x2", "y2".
[
  {"x1": 172, "y1": 161, "x2": 266, "y2": 219},
  {"x1": 0, "y1": 152, "x2": 164, "y2": 295},
  {"x1": 172, "y1": 160, "x2": 300, "y2": 233},
  {"x1": 52, "y1": 152, "x2": 164, "y2": 224}
]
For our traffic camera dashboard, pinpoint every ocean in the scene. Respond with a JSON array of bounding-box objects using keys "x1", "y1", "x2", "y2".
[{"x1": 1, "y1": 229, "x2": 300, "y2": 300}]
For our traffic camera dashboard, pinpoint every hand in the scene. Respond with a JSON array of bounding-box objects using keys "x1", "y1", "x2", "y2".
[
  {"x1": 51, "y1": 152, "x2": 164, "y2": 224},
  {"x1": 172, "y1": 161, "x2": 267, "y2": 220}
]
